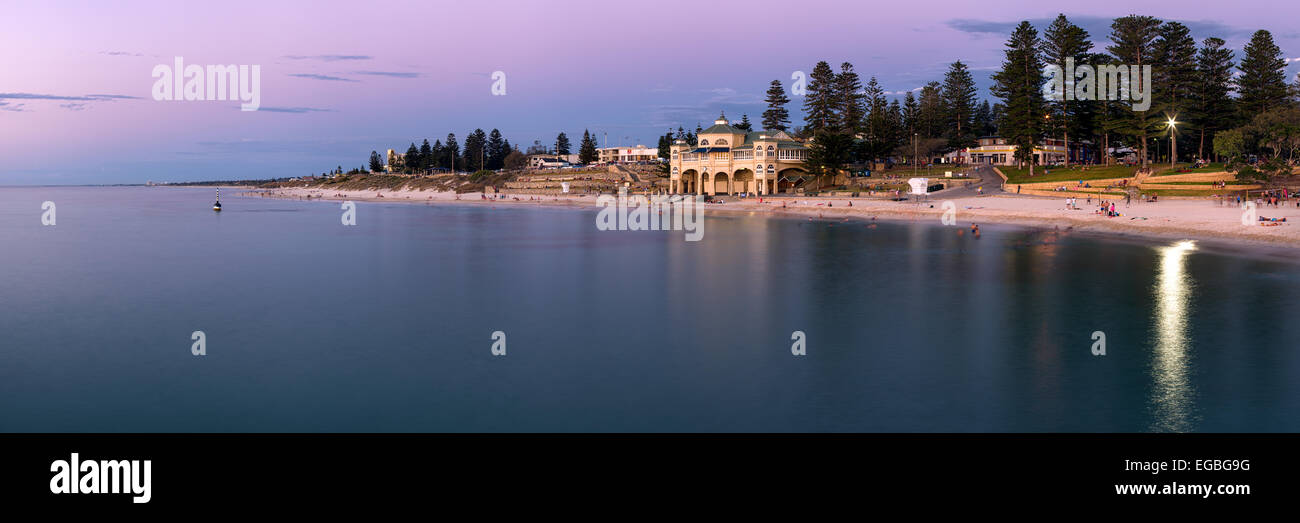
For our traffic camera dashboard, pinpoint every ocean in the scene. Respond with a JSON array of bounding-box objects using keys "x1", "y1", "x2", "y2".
[{"x1": 2, "y1": 186, "x2": 1298, "y2": 432}]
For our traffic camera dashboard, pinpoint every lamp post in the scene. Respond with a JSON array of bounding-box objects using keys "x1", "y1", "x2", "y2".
[
  {"x1": 1166, "y1": 117, "x2": 1179, "y2": 168},
  {"x1": 913, "y1": 133, "x2": 918, "y2": 178}
]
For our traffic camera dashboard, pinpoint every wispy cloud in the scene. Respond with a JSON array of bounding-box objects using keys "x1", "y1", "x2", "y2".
[
  {"x1": 284, "y1": 54, "x2": 372, "y2": 61},
  {"x1": 100, "y1": 50, "x2": 145, "y2": 57},
  {"x1": 648, "y1": 87, "x2": 764, "y2": 128},
  {"x1": 947, "y1": 16, "x2": 1258, "y2": 41},
  {"x1": 289, "y1": 73, "x2": 359, "y2": 82},
  {"x1": 354, "y1": 70, "x2": 420, "y2": 79},
  {"x1": 255, "y1": 106, "x2": 333, "y2": 113},
  {"x1": 0, "y1": 101, "x2": 28, "y2": 112},
  {"x1": 0, "y1": 93, "x2": 142, "y2": 111},
  {"x1": 85, "y1": 94, "x2": 143, "y2": 100}
]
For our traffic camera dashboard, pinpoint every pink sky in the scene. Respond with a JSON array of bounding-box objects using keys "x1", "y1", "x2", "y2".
[{"x1": 2, "y1": 0, "x2": 1297, "y2": 183}]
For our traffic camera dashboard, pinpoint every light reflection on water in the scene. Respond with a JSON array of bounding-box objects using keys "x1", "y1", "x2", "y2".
[{"x1": 1149, "y1": 241, "x2": 1198, "y2": 432}]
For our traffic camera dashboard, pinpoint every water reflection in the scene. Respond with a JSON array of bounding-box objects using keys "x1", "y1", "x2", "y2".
[{"x1": 1149, "y1": 241, "x2": 1198, "y2": 432}]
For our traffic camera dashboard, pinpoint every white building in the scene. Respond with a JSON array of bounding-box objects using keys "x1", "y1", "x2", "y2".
[{"x1": 598, "y1": 145, "x2": 660, "y2": 164}]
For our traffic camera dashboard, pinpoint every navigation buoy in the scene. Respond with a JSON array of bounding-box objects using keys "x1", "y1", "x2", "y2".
[{"x1": 213, "y1": 189, "x2": 222, "y2": 212}]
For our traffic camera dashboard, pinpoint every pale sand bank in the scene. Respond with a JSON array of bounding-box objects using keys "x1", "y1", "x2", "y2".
[{"x1": 250, "y1": 186, "x2": 1300, "y2": 249}]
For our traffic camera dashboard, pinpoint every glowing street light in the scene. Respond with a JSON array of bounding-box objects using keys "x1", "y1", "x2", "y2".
[{"x1": 1166, "y1": 116, "x2": 1180, "y2": 167}]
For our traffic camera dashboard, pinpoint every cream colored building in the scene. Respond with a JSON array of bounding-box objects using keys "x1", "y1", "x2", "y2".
[
  {"x1": 598, "y1": 145, "x2": 659, "y2": 164},
  {"x1": 960, "y1": 137, "x2": 1067, "y2": 165},
  {"x1": 668, "y1": 112, "x2": 809, "y2": 195}
]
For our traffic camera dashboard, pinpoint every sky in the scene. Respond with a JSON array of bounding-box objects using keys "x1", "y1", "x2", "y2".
[{"x1": 2, "y1": 0, "x2": 1299, "y2": 185}]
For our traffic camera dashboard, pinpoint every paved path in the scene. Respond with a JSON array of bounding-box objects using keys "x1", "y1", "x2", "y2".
[{"x1": 931, "y1": 165, "x2": 1001, "y2": 199}]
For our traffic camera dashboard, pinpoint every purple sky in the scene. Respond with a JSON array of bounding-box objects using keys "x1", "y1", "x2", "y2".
[{"x1": 3, "y1": 0, "x2": 1298, "y2": 184}]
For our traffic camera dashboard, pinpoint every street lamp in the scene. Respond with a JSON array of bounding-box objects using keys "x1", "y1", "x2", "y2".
[
  {"x1": 913, "y1": 133, "x2": 918, "y2": 177},
  {"x1": 1166, "y1": 116, "x2": 1179, "y2": 167}
]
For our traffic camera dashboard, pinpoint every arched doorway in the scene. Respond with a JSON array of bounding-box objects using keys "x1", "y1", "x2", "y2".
[
  {"x1": 713, "y1": 172, "x2": 730, "y2": 195},
  {"x1": 681, "y1": 169, "x2": 698, "y2": 194},
  {"x1": 733, "y1": 169, "x2": 754, "y2": 194},
  {"x1": 700, "y1": 172, "x2": 711, "y2": 195}
]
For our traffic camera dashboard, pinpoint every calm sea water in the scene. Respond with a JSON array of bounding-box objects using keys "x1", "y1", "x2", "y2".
[{"x1": 2, "y1": 186, "x2": 1298, "y2": 432}]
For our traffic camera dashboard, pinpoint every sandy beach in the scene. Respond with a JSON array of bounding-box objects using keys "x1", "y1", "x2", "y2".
[{"x1": 249, "y1": 186, "x2": 1300, "y2": 248}]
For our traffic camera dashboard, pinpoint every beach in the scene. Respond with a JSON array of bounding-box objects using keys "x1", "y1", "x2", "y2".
[{"x1": 252, "y1": 185, "x2": 1300, "y2": 248}]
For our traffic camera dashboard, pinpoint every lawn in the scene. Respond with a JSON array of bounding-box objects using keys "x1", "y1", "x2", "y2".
[
  {"x1": 1000, "y1": 164, "x2": 1135, "y2": 184},
  {"x1": 1151, "y1": 162, "x2": 1227, "y2": 176}
]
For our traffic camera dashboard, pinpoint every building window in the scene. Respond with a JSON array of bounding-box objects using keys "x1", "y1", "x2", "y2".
[
  {"x1": 700, "y1": 139, "x2": 709, "y2": 146},
  {"x1": 766, "y1": 164, "x2": 775, "y2": 173},
  {"x1": 715, "y1": 139, "x2": 727, "y2": 145}
]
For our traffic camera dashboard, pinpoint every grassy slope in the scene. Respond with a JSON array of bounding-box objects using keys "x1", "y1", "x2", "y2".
[{"x1": 1001, "y1": 165, "x2": 1135, "y2": 184}]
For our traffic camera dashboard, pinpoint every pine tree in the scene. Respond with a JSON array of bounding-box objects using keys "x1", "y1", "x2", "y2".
[
  {"x1": 1107, "y1": 15, "x2": 1163, "y2": 169},
  {"x1": 432, "y1": 140, "x2": 444, "y2": 170},
  {"x1": 902, "y1": 91, "x2": 920, "y2": 137},
  {"x1": 486, "y1": 129, "x2": 506, "y2": 170},
  {"x1": 1237, "y1": 30, "x2": 1290, "y2": 119},
  {"x1": 403, "y1": 143, "x2": 420, "y2": 174},
  {"x1": 555, "y1": 132, "x2": 571, "y2": 155},
  {"x1": 736, "y1": 114, "x2": 753, "y2": 132},
  {"x1": 917, "y1": 81, "x2": 944, "y2": 139},
  {"x1": 941, "y1": 61, "x2": 978, "y2": 150},
  {"x1": 992, "y1": 21, "x2": 1045, "y2": 175},
  {"x1": 657, "y1": 131, "x2": 674, "y2": 161},
  {"x1": 1191, "y1": 38, "x2": 1235, "y2": 161},
  {"x1": 972, "y1": 100, "x2": 994, "y2": 138},
  {"x1": 802, "y1": 61, "x2": 837, "y2": 133},
  {"x1": 462, "y1": 129, "x2": 488, "y2": 171},
  {"x1": 578, "y1": 129, "x2": 598, "y2": 164},
  {"x1": 369, "y1": 150, "x2": 383, "y2": 173},
  {"x1": 419, "y1": 139, "x2": 433, "y2": 172},
  {"x1": 863, "y1": 77, "x2": 889, "y2": 162},
  {"x1": 762, "y1": 80, "x2": 791, "y2": 131},
  {"x1": 444, "y1": 134, "x2": 459, "y2": 171},
  {"x1": 834, "y1": 62, "x2": 865, "y2": 135},
  {"x1": 1152, "y1": 21, "x2": 1197, "y2": 164},
  {"x1": 1042, "y1": 14, "x2": 1093, "y2": 166}
]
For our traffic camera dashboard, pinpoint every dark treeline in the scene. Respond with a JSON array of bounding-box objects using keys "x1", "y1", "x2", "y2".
[
  {"x1": 724, "y1": 13, "x2": 1298, "y2": 182},
  {"x1": 991, "y1": 14, "x2": 1297, "y2": 179},
  {"x1": 367, "y1": 129, "x2": 524, "y2": 175}
]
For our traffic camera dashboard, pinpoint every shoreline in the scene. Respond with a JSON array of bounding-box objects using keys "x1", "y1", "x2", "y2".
[{"x1": 243, "y1": 186, "x2": 1300, "y2": 250}]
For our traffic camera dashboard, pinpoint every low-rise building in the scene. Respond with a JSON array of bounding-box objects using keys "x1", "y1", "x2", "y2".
[
  {"x1": 527, "y1": 154, "x2": 580, "y2": 169},
  {"x1": 959, "y1": 137, "x2": 1069, "y2": 165},
  {"x1": 598, "y1": 145, "x2": 660, "y2": 164}
]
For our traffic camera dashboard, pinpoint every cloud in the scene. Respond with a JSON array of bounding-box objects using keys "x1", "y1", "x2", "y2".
[
  {"x1": 946, "y1": 16, "x2": 1257, "y2": 41},
  {"x1": 254, "y1": 106, "x2": 333, "y2": 113},
  {"x1": 0, "y1": 93, "x2": 142, "y2": 112},
  {"x1": 101, "y1": 51, "x2": 145, "y2": 57},
  {"x1": 0, "y1": 101, "x2": 28, "y2": 112},
  {"x1": 284, "y1": 54, "x2": 372, "y2": 61},
  {"x1": 0, "y1": 92, "x2": 96, "y2": 101},
  {"x1": 85, "y1": 94, "x2": 143, "y2": 100},
  {"x1": 0, "y1": 93, "x2": 140, "y2": 101},
  {"x1": 647, "y1": 86, "x2": 765, "y2": 127},
  {"x1": 883, "y1": 87, "x2": 923, "y2": 96},
  {"x1": 354, "y1": 70, "x2": 419, "y2": 79},
  {"x1": 289, "y1": 73, "x2": 359, "y2": 82}
]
